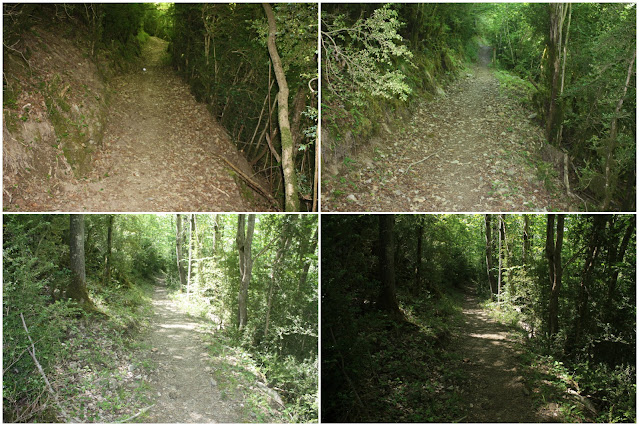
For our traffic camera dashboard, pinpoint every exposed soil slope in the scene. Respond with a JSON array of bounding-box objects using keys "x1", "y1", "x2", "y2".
[
  {"x1": 139, "y1": 280, "x2": 253, "y2": 423},
  {"x1": 8, "y1": 37, "x2": 270, "y2": 212},
  {"x1": 322, "y1": 56, "x2": 573, "y2": 212}
]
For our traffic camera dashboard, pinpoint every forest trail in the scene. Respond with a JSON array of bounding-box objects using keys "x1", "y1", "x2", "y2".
[
  {"x1": 43, "y1": 37, "x2": 268, "y2": 212},
  {"x1": 138, "y1": 277, "x2": 248, "y2": 423},
  {"x1": 453, "y1": 286, "x2": 553, "y2": 422},
  {"x1": 323, "y1": 48, "x2": 572, "y2": 212}
]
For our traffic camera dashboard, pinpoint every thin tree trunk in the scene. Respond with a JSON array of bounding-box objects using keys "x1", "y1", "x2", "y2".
[
  {"x1": 186, "y1": 214, "x2": 194, "y2": 299},
  {"x1": 378, "y1": 215, "x2": 401, "y2": 318},
  {"x1": 298, "y1": 228, "x2": 318, "y2": 291},
  {"x1": 607, "y1": 218, "x2": 635, "y2": 304},
  {"x1": 485, "y1": 214, "x2": 496, "y2": 296},
  {"x1": 523, "y1": 214, "x2": 531, "y2": 267},
  {"x1": 104, "y1": 215, "x2": 114, "y2": 286},
  {"x1": 571, "y1": 215, "x2": 607, "y2": 350},
  {"x1": 264, "y1": 217, "x2": 293, "y2": 339},
  {"x1": 176, "y1": 214, "x2": 187, "y2": 288},
  {"x1": 498, "y1": 214, "x2": 504, "y2": 304},
  {"x1": 237, "y1": 214, "x2": 256, "y2": 330},
  {"x1": 263, "y1": 3, "x2": 300, "y2": 211},
  {"x1": 547, "y1": 214, "x2": 565, "y2": 337},
  {"x1": 414, "y1": 215, "x2": 424, "y2": 295},
  {"x1": 546, "y1": 4, "x2": 568, "y2": 146},
  {"x1": 602, "y1": 50, "x2": 636, "y2": 210}
]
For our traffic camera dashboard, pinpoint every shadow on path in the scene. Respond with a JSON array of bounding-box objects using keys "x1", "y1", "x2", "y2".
[
  {"x1": 453, "y1": 286, "x2": 544, "y2": 422},
  {"x1": 140, "y1": 276, "x2": 247, "y2": 423},
  {"x1": 45, "y1": 37, "x2": 269, "y2": 212}
]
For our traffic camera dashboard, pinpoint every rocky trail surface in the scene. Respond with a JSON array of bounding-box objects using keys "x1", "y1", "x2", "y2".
[
  {"x1": 323, "y1": 48, "x2": 573, "y2": 212},
  {"x1": 136, "y1": 279, "x2": 261, "y2": 423},
  {"x1": 39, "y1": 37, "x2": 269, "y2": 212}
]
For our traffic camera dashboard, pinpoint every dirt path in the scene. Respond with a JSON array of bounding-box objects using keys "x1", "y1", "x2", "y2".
[
  {"x1": 139, "y1": 280, "x2": 247, "y2": 423},
  {"x1": 322, "y1": 54, "x2": 573, "y2": 212},
  {"x1": 44, "y1": 37, "x2": 269, "y2": 212},
  {"x1": 453, "y1": 287, "x2": 546, "y2": 422}
]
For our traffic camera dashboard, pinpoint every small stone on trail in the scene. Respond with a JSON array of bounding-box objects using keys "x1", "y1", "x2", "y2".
[
  {"x1": 152, "y1": 347, "x2": 158, "y2": 352},
  {"x1": 346, "y1": 194, "x2": 358, "y2": 202}
]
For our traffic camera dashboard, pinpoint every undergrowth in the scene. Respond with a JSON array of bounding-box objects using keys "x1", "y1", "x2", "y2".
[
  {"x1": 322, "y1": 291, "x2": 466, "y2": 422},
  {"x1": 169, "y1": 288, "x2": 319, "y2": 423},
  {"x1": 482, "y1": 299, "x2": 636, "y2": 423},
  {"x1": 3, "y1": 218, "x2": 157, "y2": 422}
]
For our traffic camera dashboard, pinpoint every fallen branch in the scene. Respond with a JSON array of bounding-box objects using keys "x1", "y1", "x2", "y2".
[
  {"x1": 20, "y1": 313, "x2": 75, "y2": 423},
  {"x1": 117, "y1": 404, "x2": 155, "y2": 423},
  {"x1": 212, "y1": 153, "x2": 280, "y2": 210},
  {"x1": 210, "y1": 184, "x2": 230, "y2": 198},
  {"x1": 403, "y1": 150, "x2": 442, "y2": 175}
]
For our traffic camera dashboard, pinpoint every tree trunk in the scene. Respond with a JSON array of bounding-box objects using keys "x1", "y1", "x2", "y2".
[
  {"x1": 176, "y1": 214, "x2": 187, "y2": 288},
  {"x1": 237, "y1": 214, "x2": 256, "y2": 330},
  {"x1": 497, "y1": 214, "x2": 505, "y2": 303},
  {"x1": 571, "y1": 215, "x2": 607, "y2": 350},
  {"x1": 414, "y1": 215, "x2": 424, "y2": 295},
  {"x1": 523, "y1": 214, "x2": 531, "y2": 267},
  {"x1": 186, "y1": 214, "x2": 195, "y2": 299},
  {"x1": 298, "y1": 228, "x2": 318, "y2": 291},
  {"x1": 263, "y1": 3, "x2": 300, "y2": 211},
  {"x1": 607, "y1": 217, "x2": 635, "y2": 304},
  {"x1": 546, "y1": 214, "x2": 565, "y2": 337},
  {"x1": 264, "y1": 216, "x2": 293, "y2": 339},
  {"x1": 104, "y1": 214, "x2": 114, "y2": 286},
  {"x1": 212, "y1": 213, "x2": 220, "y2": 255},
  {"x1": 602, "y1": 49, "x2": 636, "y2": 210},
  {"x1": 68, "y1": 214, "x2": 95, "y2": 311},
  {"x1": 378, "y1": 215, "x2": 401, "y2": 318},
  {"x1": 485, "y1": 215, "x2": 496, "y2": 296},
  {"x1": 546, "y1": 4, "x2": 568, "y2": 146}
]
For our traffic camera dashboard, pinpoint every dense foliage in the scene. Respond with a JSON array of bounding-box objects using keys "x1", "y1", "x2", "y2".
[
  {"x1": 3, "y1": 214, "x2": 318, "y2": 422},
  {"x1": 167, "y1": 214, "x2": 319, "y2": 421},
  {"x1": 321, "y1": 4, "x2": 484, "y2": 160},
  {"x1": 482, "y1": 4, "x2": 635, "y2": 210},
  {"x1": 322, "y1": 3, "x2": 635, "y2": 210},
  {"x1": 322, "y1": 214, "x2": 636, "y2": 422},
  {"x1": 168, "y1": 4, "x2": 318, "y2": 210},
  {"x1": 3, "y1": 214, "x2": 165, "y2": 421}
]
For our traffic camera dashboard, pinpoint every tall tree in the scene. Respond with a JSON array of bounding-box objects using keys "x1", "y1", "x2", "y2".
[
  {"x1": 186, "y1": 214, "x2": 195, "y2": 299},
  {"x1": 522, "y1": 214, "x2": 531, "y2": 266},
  {"x1": 67, "y1": 214, "x2": 95, "y2": 311},
  {"x1": 485, "y1": 214, "x2": 496, "y2": 295},
  {"x1": 378, "y1": 214, "x2": 401, "y2": 318},
  {"x1": 601, "y1": 49, "x2": 636, "y2": 210},
  {"x1": 414, "y1": 215, "x2": 424, "y2": 295},
  {"x1": 263, "y1": 3, "x2": 300, "y2": 211},
  {"x1": 236, "y1": 214, "x2": 256, "y2": 330},
  {"x1": 497, "y1": 214, "x2": 505, "y2": 303},
  {"x1": 546, "y1": 214, "x2": 565, "y2": 336},
  {"x1": 175, "y1": 214, "x2": 187, "y2": 288},
  {"x1": 104, "y1": 214, "x2": 114, "y2": 286},
  {"x1": 569, "y1": 215, "x2": 608, "y2": 351},
  {"x1": 545, "y1": 3, "x2": 570, "y2": 146},
  {"x1": 264, "y1": 216, "x2": 293, "y2": 338}
]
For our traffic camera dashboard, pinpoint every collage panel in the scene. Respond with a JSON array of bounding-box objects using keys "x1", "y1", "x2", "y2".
[
  {"x1": 2, "y1": 213, "x2": 318, "y2": 422},
  {"x1": 3, "y1": 3, "x2": 318, "y2": 213},
  {"x1": 321, "y1": 213, "x2": 636, "y2": 423},
  {"x1": 320, "y1": 3, "x2": 636, "y2": 212}
]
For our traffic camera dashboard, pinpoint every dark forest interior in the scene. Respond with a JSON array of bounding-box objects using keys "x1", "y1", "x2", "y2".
[{"x1": 322, "y1": 214, "x2": 635, "y2": 422}]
